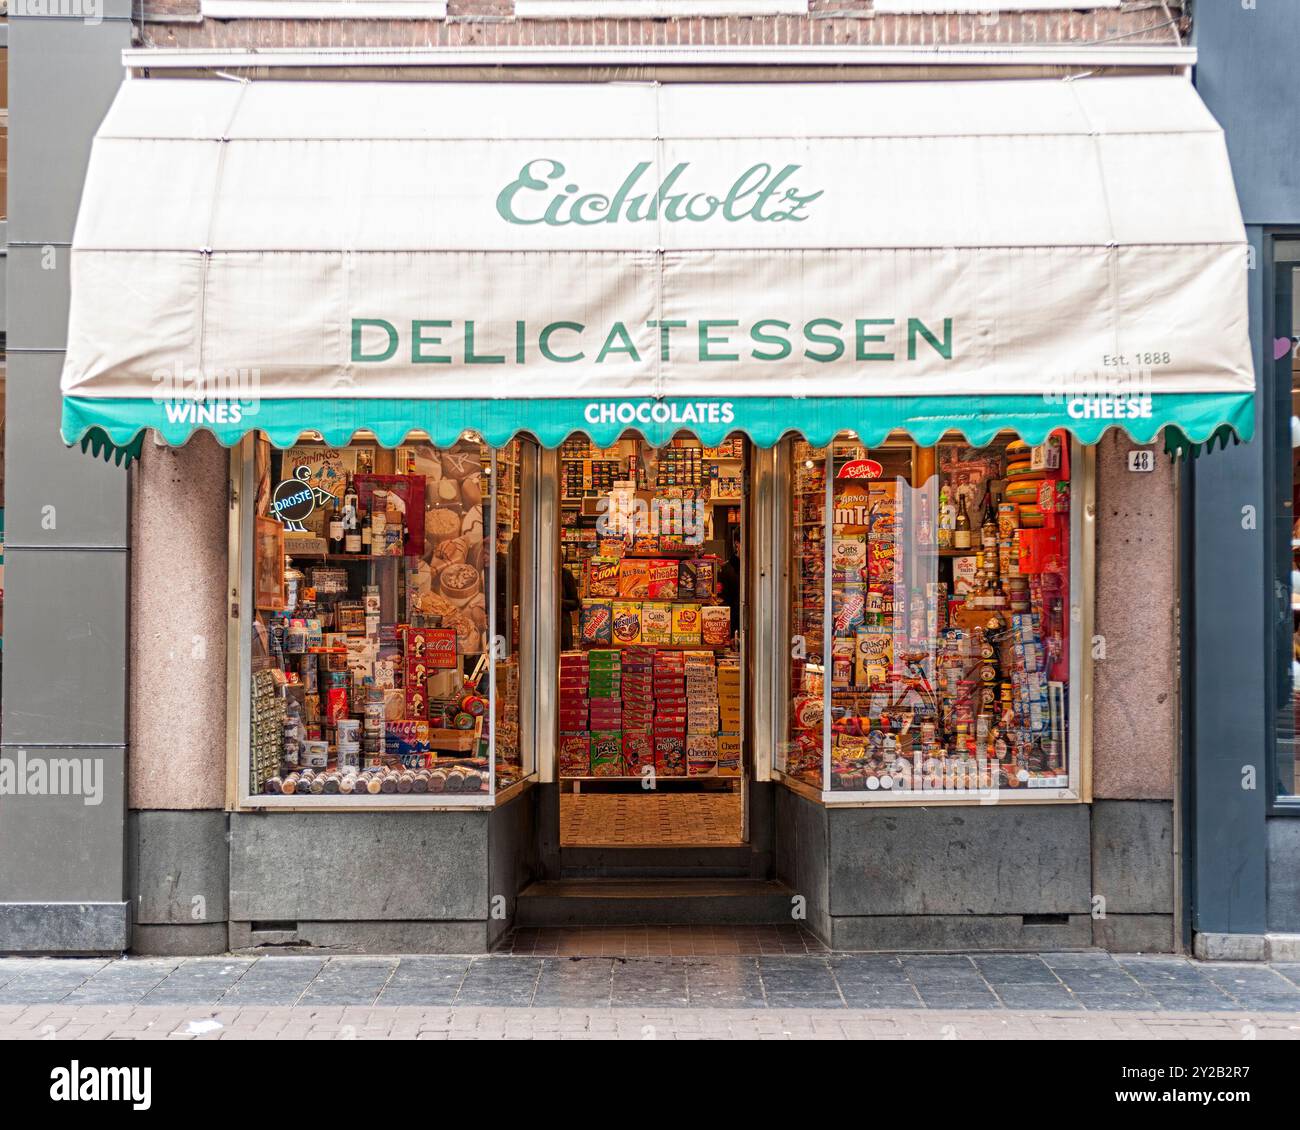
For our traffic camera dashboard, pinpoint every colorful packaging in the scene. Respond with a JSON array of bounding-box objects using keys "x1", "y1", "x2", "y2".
[
  {"x1": 558, "y1": 732, "x2": 590, "y2": 777},
  {"x1": 616, "y1": 560, "x2": 652, "y2": 599},
  {"x1": 611, "y1": 601, "x2": 643, "y2": 646},
  {"x1": 654, "y1": 734, "x2": 687, "y2": 776},
  {"x1": 622, "y1": 729, "x2": 654, "y2": 775},
  {"x1": 678, "y1": 560, "x2": 700, "y2": 599},
  {"x1": 716, "y1": 732, "x2": 742, "y2": 776},
  {"x1": 590, "y1": 731, "x2": 624, "y2": 777},
  {"x1": 855, "y1": 628, "x2": 893, "y2": 688},
  {"x1": 687, "y1": 734, "x2": 719, "y2": 776},
  {"x1": 580, "y1": 600, "x2": 613, "y2": 646},
  {"x1": 671, "y1": 603, "x2": 702, "y2": 646},
  {"x1": 832, "y1": 587, "x2": 866, "y2": 635},
  {"x1": 641, "y1": 602, "x2": 673, "y2": 645},
  {"x1": 586, "y1": 556, "x2": 621, "y2": 598},
  {"x1": 646, "y1": 559, "x2": 680, "y2": 600},
  {"x1": 700, "y1": 605, "x2": 732, "y2": 648},
  {"x1": 385, "y1": 721, "x2": 430, "y2": 757},
  {"x1": 831, "y1": 536, "x2": 868, "y2": 583},
  {"x1": 693, "y1": 559, "x2": 716, "y2": 600}
]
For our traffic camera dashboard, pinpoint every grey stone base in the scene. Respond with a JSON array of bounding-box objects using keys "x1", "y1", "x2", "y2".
[
  {"x1": 1091, "y1": 914, "x2": 1175, "y2": 954},
  {"x1": 228, "y1": 919, "x2": 492, "y2": 954},
  {"x1": 1194, "y1": 931, "x2": 1300, "y2": 962},
  {"x1": 0, "y1": 901, "x2": 130, "y2": 954},
  {"x1": 132, "y1": 922, "x2": 230, "y2": 957},
  {"x1": 829, "y1": 914, "x2": 1093, "y2": 953}
]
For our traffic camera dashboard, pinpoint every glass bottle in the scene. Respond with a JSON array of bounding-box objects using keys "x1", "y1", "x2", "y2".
[{"x1": 954, "y1": 495, "x2": 971, "y2": 550}]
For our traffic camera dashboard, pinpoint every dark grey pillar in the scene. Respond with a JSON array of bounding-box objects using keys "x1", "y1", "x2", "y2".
[{"x1": 0, "y1": 5, "x2": 132, "y2": 953}]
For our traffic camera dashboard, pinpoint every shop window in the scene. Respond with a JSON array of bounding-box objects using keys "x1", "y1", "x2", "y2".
[
  {"x1": 780, "y1": 431, "x2": 1081, "y2": 801},
  {"x1": 556, "y1": 435, "x2": 746, "y2": 846},
  {"x1": 240, "y1": 434, "x2": 536, "y2": 806},
  {"x1": 1274, "y1": 251, "x2": 1300, "y2": 801}
]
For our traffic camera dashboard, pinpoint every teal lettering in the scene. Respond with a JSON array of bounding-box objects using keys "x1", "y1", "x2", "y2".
[
  {"x1": 411, "y1": 320, "x2": 452, "y2": 364},
  {"x1": 855, "y1": 319, "x2": 895, "y2": 362},
  {"x1": 699, "y1": 320, "x2": 740, "y2": 362},
  {"x1": 908, "y1": 317, "x2": 953, "y2": 360},
  {"x1": 596, "y1": 322, "x2": 641, "y2": 363},
  {"x1": 465, "y1": 321, "x2": 505, "y2": 365},
  {"x1": 803, "y1": 318, "x2": 845, "y2": 363},
  {"x1": 539, "y1": 321, "x2": 585, "y2": 363},
  {"x1": 750, "y1": 319, "x2": 792, "y2": 361},
  {"x1": 495, "y1": 159, "x2": 563, "y2": 225},
  {"x1": 352, "y1": 318, "x2": 399, "y2": 363},
  {"x1": 647, "y1": 319, "x2": 687, "y2": 362}
]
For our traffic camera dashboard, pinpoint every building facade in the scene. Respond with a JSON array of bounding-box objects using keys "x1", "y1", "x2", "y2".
[{"x1": 2, "y1": 1, "x2": 1268, "y2": 959}]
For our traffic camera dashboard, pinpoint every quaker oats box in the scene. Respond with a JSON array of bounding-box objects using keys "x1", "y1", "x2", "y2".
[
  {"x1": 580, "y1": 600, "x2": 613, "y2": 646},
  {"x1": 700, "y1": 605, "x2": 732, "y2": 648},
  {"x1": 716, "y1": 732, "x2": 742, "y2": 776},
  {"x1": 616, "y1": 559, "x2": 652, "y2": 599},
  {"x1": 611, "y1": 601, "x2": 643, "y2": 646},
  {"x1": 646, "y1": 558, "x2": 680, "y2": 600},
  {"x1": 558, "y1": 732, "x2": 591, "y2": 777},
  {"x1": 641, "y1": 601, "x2": 674, "y2": 645},
  {"x1": 586, "y1": 556, "x2": 621, "y2": 598},
  {"x1": 671, "y1": 602, "x2": 703, "y2": 646},
  {"x1": 589, "y1": 730, "x2": 625, "y2": 777}
]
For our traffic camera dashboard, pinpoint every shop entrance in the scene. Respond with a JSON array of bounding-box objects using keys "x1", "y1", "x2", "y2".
[{"x1": 556, "y1": 434, "x2": 748, "y2": 849}]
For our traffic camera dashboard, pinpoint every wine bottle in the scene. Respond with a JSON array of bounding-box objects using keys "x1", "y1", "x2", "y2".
[
  {"x1": 954, "y1": 495, "x2": 971, "y2": 550},
  {"x1": 328, "y1": 498, "x2": 344, "y2": 554}
]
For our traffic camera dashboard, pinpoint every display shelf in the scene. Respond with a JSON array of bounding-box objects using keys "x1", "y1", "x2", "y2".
[
  {"x1": 577, "y1": 643, "x2": 739, "y2": 653},
  {"x1": 290, "y1": 551, "x2": 415, "y2": 561}
]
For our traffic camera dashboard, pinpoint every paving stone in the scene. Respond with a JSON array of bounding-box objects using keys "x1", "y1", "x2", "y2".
[
  {"x1": 455, "y1": 958, "x2": 543, "y2": 1006},
  {"x1": 828, "y1": 954, "x2": 911, "y2": 983},
  {"x1": 991, "y1": 984, "x2": 1084, "y2": 1010},
  {"x1": 914, "y1": 988, "x2": 1003, "y2": 1010},
  {"x1": 974, "y1": 955, "x2": 1060, "y2": 985},
  {"x1": 834, "y1": 983, "x2": 923, "y2": 1009}
]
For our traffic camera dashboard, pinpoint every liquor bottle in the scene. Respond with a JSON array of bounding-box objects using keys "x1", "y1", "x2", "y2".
[
  {"x1": 954, "y1": 495, "x2": 972, "y2": 550},
  {"x1": 342, "y1": 475, "x2": 361, "y2": 553},
  {"x1": 981, "y1": 509, "x2": 998, "y2": 552},
  {"x1": 936, "y1": 485, "x2": 953, "y2": 550},
  {"x1": 328, "y1": 498, "x2": 344, "y2": 554},
  {"x1": 361, "y1": 501, "x2": 373, "y2": 554}
]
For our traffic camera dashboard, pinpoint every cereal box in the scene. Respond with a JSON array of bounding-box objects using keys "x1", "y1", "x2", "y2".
[
  {"x1": 855, "y1": 628, "x2": 893, "y2": 688},
  {"x1": 611, "y1": 601, "x2": 643, "y2": 646},
  {"x1": 639, "y1": 602, "x2": 672, "y2": 645},
  {"x1": 831, "y1": 536, "x2": 867, "y2": 583},
  {"x1": 590, "y1": 731, "x2": 624, "y2": 777},
  {"x1": 671, "y1": 603, "x2": 703, "y2": 646},
  {"x1": 558, "y1": 732, "x2": 590, "y2": 777},
  {"x1": 693, "y1": 559, "x2": 716, "y2": 600},
  {"x1": 616, "y1": 560, "x2": 652, "y2": 599},
  {"x1": 654, "y1": 734, "x2": 686, "y2": 776},
  {"x1": 622, "y1": 729, "x2": 654, "y2": 776},
  {"x1": 646, "y1": 559, "x2": 680, "y2": 600},
  {"x1": 687, "y1": 734, "x2": 718, "y2": 776},
  {"x1": 717, "y1": 732, "x2": 742, "y2": 776},
  {"x1": 580, "y1": 600, "x2": 613, "y2": 646},
  {"x1": 700, "y1": 605, "x2": 732, "y2": 648},
  {"x1": 586, "y1": 556, "x2": 621, "y2": 598}
]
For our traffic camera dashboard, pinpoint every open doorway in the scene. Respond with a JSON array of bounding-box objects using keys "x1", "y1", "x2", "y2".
[{"x1": 556, "y1": 434, "x2": 747, "y2": 847}]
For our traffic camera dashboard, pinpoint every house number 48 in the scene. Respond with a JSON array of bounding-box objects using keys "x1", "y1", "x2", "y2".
[{"x1": 1127, "y1": 450, "x2": 1155, "y2": 473}]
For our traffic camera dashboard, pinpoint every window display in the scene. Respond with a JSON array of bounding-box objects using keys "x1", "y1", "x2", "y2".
[
  {"x1": 556, "y1": 435, "x2": 745, "y2": 783},
  {"x1": 245, "y1": 435, "x2": 532, "y2": 803},
  {"x1": 783, "y1": 432, "x2": 1075, "y2": 799}
]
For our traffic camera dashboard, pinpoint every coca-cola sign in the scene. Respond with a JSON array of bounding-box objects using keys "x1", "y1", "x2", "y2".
[{"x1": 837, "y1": 458, "x2": 883, "y2": 480}]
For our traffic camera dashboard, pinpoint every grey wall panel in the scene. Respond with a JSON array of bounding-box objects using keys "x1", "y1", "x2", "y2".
[
  {"x1": 0, "y1": 902, "x2": 129, "y2": 954},
  {"x1": 828, "y1": 805, "x2": 1091, "y2": 918},
  {"x1": 774, "y1": 788, "x2": 830, "y2": 941},
  {"x1": 487, "y1": 790, "x2": 537, "y2": 948},
  {"x1": 1267, "y1": 817, "x2": 1300, "y2": 934},
  {"x1": 1091, "y1": 800, "x2": 1174, "y2": 917},
  {"x1": 6, "y1": 244, "x2": 70, "y2": 353},
  {"x1": 0, "y1": 548, "x2": 129, "y2": 746},
  {"x1": 0, "y1": 747, "x2": 125, "y2": 903},
  {"x1": 229, "y1": 812, "x2": 490, "y2": 923},
  {"x1": 129, "y1": 810, "x2": 231, "y2": 926},
  {"x1": 3, "y1": 352, "x2": 129, "y2": 548},
  {"x1": 7, "y1": 17, "x2": 127, "y2": 244}
]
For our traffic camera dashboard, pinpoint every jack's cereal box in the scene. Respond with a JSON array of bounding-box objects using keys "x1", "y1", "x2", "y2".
[{"x1": 590, "y1": 730, "x2": 624, "y2": 777}]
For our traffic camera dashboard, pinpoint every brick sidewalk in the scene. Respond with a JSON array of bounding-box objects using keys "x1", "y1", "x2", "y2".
[{"x1": 2, "y1": 1004, "x2": 1299, "y2": 1040}]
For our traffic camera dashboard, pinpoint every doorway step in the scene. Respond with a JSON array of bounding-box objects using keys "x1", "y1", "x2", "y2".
[{"x1": 516, "y1": 878, "x2": 797, "y2": 927}]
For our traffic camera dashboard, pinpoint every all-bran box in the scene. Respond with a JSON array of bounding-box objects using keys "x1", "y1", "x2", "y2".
[
  {"x1": 616, "y1": 559, "x2": 652, "y2": 599},
  {"x1": 586, "y1": 556, "x2": 621, "y2": 598},
  {"x1": 611, "y1": 601, "x2": 643, "y2": 646},
  {"x1": 558, "y1": 731, "x2": 590, "y2": 777},
  {"x1": 646, "y1": 559, "x2": 680, "y2": 600},
  {"x1": 855, "y1": 628, "x2": 893, "y2": 688},
  {"x1": 671, "y1": 603, "x2": 702, "y2": 646},
  {"x1": 580, "y1": 600, "x2": 613, "y2": 646},
  {"x1": 641, "y1": 602, "x2": 673, "y2": 645}
]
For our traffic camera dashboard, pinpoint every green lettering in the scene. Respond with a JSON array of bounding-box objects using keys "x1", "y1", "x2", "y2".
[
  {"x1": 410, "y1": 320, "x2": 451, "y2": 365},
  {"x1": 908, "y1": 317, "x2": 953, "y2": 360},
  {"x1": 352, "y1": 318, "x2": 399, "y2": 363},
  {"x1": 803, "y1": 318, "x2": 845, "y2": 363},
  {"x1": 596, "y1": 322, "x2": 641, "y2": 363},
  {"x1": 465, "y1": 321, "x2": 505, "y2": 365},
  {"x1": 647, "y1": 319, "x2": 687, "y2": 362},
  {"x1": 539, "y1": 321, "x2": 585, "y2": 363},
  {"x1": 699, "y1": 319, "x2": 740, "y2": 362},
  {"x1": 855, "y1": 319, "x2": 895, "y2": 362},
  {"x1": 750, "y1": 319, "x2": 792, "y2": 361}
]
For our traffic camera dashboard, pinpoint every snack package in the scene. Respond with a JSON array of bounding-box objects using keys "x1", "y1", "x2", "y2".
[
  {"x1": 654, "y1": 734, "x2": 687, "y2": 776},
  {"x1": 590, "y1": 731, "x2": 625, "y2": 777},
  {"x1": 558, "y1": 732, "x2": 591, "y2": 777},
  {"x1": 700, "y1": 605, "x2": 732, "y2": 648},
  {"x1": 611, "y1": 601, "x2": 643, "y2": 646},
  {"x1": 832, "y1": 536, "x2": 868, "y2": 583},
  {"x1": 580, "y1": 600, "x2": 613, "y2": 646},
  {"x1": 855, "y1": 628, "x2": 893, "y2": 688},
  {"x1": 622, "y1": 729, "x2": 654, "y2": 776},
  {"x1": 687, "y1": 734, "x2": 719, "y2": 776},
  {"x1": 586, "y1": 556, "x2": 621, "y2": 598},
  {"x1": 693, "y1": 559, "x2": 716, "y2": 600},
  {"x1": 717, "y1": 732, "x2": 742, "y2": 776},
  {"x1": 641, "y1": 602, "x2": 673, "y2": 645}
]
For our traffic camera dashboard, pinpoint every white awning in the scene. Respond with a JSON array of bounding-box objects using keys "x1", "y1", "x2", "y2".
[{"x1": 61, "y1": 75, "x2": 1254, "y2": 450}]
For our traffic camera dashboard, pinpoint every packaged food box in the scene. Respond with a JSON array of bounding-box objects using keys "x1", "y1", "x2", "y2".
[
  {"x1": 580, "y1": 600, "x2": 613, "y2": 646},
  {"x1": 590, "y1": 731, "x2": 625, "y2": 777},
  {"x1": 585, "y1": 556, "x2": 621, "y2": 598},
  {"x1": 646, "y1": 559, "x2": 680, "y2": 601},
  {"x1": 671, "y1": 603, "x2": 703, "y2": 646},
  {"x1": 855, "y1": 628, "x2": 893, "y2": 688},
  {"x1": 700, "y1": 605, "x2": 732, "y2": 648},
  {"x1": 717, "y1": 733, "x2": 742, "y2": 775},
  {"x1": 694, "y1": 559, "x2": 716, "y2": 599},
  {"x1": 677, "y1": 560, "x2": 700, "y2": 599},
  {"x1": 687, "y1": 734, "x2": 719, "y2": 776},
  {"x1": 832, "y1": 586, "x2": 866, "y2": 635},
  {"x1": 622, "y1": 730, "x2": 654, "y2": 775},
  {"x1": 616, "y1": 560, "x2": 652, "y2": 599},
  {"x1": 385, "y1": 721, "x2": 431, "y2": 757},
  {"x1": 654, "y1": 734, "x2": 687, "y2": 776},
  {"x1": 611, "y1": 601, "x2": 643, "y2": 646},
  {"x1": 558, "y1": 732, "x2": 590, "y2": 777},
  {"x1": 831, "y1": 536, "x2": 868, "y2": 583},
  {"x1": 587, "y1": 649, "x2": 622, "y2": 670}
]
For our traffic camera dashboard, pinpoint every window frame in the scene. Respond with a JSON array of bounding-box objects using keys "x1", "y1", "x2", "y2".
[
  {"x1": 227, "y1": 433, "x2": 540, "y2": 812},
  {"x1": 873, "y1": 0, "x2": 1119, "y2": 12},
  {"x1": 513, "y1": 0, "x2": 805, "y2": 16},
  {"x1": 771, "y1": 432, "x2": 1094, "y2": 807},
  {"x1": 199, "y1": 0, "x2": 447, "y2": 19}
]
